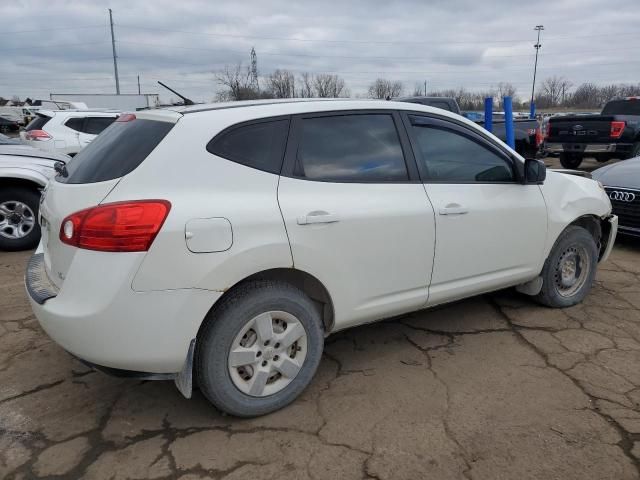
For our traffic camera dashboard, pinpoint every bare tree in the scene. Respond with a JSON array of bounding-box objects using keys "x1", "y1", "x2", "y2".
[
  {"x1": 495, "y1": 82, "x2": 517, "y2": 106},
  {"x1": 297, "y1": 72, "x2": 314, "y2": 98},
  {"x1": 313, "y1": 74, "x2": 348, "y2": 98},
  {"x1": 541, "y1": 76, "x2": 572, "y2": 106},
  {"x1": 215, "y1": 63, "x2": 255, "y2": 101},
  {"x1": 267, "y1": 69, "x2": 296, "y2": 98},
  {"x1": 367, "y1": 78, "x2": 403, "y2": 99}
]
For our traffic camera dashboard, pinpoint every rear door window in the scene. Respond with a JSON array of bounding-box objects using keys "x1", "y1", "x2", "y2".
[
  {"x1": 84, "y1": 116, "x2": 117, "y2": 135},
  {"x1": 207, "y1": 119, "x2": 290, "y2": 174},
  {"x1": 58, "y1": 118, "x2": 174, "y2": 184},
  {"x1": 293, "y1": 114, "x2": 408, "y2": 182}
]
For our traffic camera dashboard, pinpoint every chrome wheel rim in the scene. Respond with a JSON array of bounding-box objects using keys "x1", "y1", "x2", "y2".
[
  {"x1": 228, "y1": 310, "x2": 308, "y2": 397},
  {"x1": 554, "y1": 244, "x2": 590, "y2": 298},
  {"x1": 0, "y1": 201, "x2": 36, "y2": 239}
]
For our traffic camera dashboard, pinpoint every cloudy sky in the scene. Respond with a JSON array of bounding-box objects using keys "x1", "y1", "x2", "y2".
[{"x1": 1, "y1": 0, "x2": 638, "y2": 103}]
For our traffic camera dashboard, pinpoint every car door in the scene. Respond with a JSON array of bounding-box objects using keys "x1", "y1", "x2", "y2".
[
  {"x1": 277, "y1": 111, "x2": 436, "y2": 330},
  {"x1": 403, "y1": 113, "x2": 548, "y2": 306}
]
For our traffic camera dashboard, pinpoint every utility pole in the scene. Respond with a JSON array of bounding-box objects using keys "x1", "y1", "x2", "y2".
[
  {"x1": 137, "y1": 75, "x2": 141, "y2": 95},
  {"x1": 529, "y1": 25, "x2": 544, "y2": 118},
  {"x1": 424, "y1": 80, "x2": 427, "y2": 96},
  {"x1": 109, "y1": 9, "x2": 120, "y2": 95}
]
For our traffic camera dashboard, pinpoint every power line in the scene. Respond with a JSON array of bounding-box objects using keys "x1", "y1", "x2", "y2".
[
  {"x1": 0, "y1": 41, "x2": 109, "y2": 52},
  {"x1": 0, "y1": 24, "x2": 105, "y2": 36},
  {"x1": 115, "y1": 23, "x2": 640, "y2": 46},
  {"x1": 114, "y1": 40, "x2": 640, "y2": 62}
]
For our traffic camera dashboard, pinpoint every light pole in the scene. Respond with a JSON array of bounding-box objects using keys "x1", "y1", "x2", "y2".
[{"x1": 530, "y1": 25, "x2": 544, "y2": 118}]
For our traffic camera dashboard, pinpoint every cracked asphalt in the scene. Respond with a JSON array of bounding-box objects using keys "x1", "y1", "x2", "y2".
[{"x1": 2, "y1": 225, "x2": 640, "y2": 477}]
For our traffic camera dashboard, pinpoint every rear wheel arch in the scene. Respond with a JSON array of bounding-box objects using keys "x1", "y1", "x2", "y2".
[{"x1": 198, "y1": 268, "x2": 335, "y2": 337}]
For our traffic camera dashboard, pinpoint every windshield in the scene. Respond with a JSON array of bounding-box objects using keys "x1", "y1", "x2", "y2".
[{"x1": 602, "y1": 100, "x2": 640, "y2": 116}]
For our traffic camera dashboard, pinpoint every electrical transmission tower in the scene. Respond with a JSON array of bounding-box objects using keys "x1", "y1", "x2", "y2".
[{"x1": 250, "y1": 47, "x2": 259, "y2": 92}]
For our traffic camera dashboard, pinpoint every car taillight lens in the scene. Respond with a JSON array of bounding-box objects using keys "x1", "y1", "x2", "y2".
[
  {"x1": 535, "y1": 127, "x2": 543, "y2": 147},
  {"x1": 610, "y1": 121, "x2": 626, "y2": 139},
  {"x1": 59, "y1": 200, "x2": 171, "y2": 252},
  {"x1": 25, "y1": 129, "x2": 51, "y2": 141}
]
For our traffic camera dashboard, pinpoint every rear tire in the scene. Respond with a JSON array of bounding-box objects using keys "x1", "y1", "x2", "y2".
[
  {"x1": 559, "y1": 153, "x2": 583, "y2": 169},
  {"x1": 195, "y1": 280, "x2": 324, "y2": 417},
  {"x1": 534, "y1": 226, "x2": 598, "y2": 308},
  {"x1": 0, "y1": 187, "x2": 41, "y2": 251}
]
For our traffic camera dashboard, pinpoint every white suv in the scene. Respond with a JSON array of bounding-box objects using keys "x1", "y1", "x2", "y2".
[
  {"x1": 20, "y1": 109, "x2": 120, "y2": 156},
  {"x1": 26, "y1": 100, "x2": 617, "y2": 417}
]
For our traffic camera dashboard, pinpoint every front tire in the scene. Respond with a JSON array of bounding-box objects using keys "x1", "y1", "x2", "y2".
[
  {"x1": 534, "y1": 226, "x2": 598, "y2": 308},
  {"x1": 195, "y1": 280, "x2": 324, "y2": 417},
  {"x1": 559, "y1": 153, "x2": 583, "y2": 169},
  {"x1": 0, "y1": 187, "x2": 41, "y2": 251}
]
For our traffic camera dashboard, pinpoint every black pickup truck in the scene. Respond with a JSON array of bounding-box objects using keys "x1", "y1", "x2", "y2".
[
  {"x1": 396, "y1": 96, "x2": 541, "y2": 158},
  {"x1": 545, "y1": 97, "x2": 640, "y2": 169}
]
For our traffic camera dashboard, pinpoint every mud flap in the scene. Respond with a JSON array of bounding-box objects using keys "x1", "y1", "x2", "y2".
[{"x1": 174, "y1": 339, "x2": 196, "y2": 399}]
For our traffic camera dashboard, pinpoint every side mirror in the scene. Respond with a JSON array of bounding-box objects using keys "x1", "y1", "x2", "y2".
[{"x1": 524, "y1": 158, "x2": 546, "y2": 184}]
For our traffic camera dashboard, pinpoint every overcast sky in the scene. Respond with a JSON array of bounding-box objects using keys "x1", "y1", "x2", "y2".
[{"x1": 1, "y1": 0, "x2": 638, "y2": 103}]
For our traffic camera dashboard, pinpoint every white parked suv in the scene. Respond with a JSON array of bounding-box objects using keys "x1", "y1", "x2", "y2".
[
  {"x1": 26, "y1": 100, "x2": 617, "y2": 417},
  {"x1": 20, "y1": 109, "x2": 120, "y2": 156}
]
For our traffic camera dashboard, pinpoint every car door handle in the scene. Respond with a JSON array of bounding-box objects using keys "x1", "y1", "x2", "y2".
[
  {"x1": 439, "y1": 204, "x2": 469, "y2": 215},
  {"x1": 297, "y1": 212, "x2": 340, "y2": 225}
]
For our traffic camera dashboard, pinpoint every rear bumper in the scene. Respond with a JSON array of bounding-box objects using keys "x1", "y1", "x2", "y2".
[
  {"x1": 545, "y1": 143, "x2": 633, "y2": 155},
  {"x1": 25, "y1": 249, "x2": 222, "y2": 373}
]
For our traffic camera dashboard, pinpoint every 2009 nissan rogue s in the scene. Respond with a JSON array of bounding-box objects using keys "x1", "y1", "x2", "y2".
[{"x1": 26, "y1": 99, "x2": 618, "y2": 417}]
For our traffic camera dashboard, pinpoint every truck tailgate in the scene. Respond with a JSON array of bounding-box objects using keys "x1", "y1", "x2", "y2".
[{"x1": 547, "y1": 115, "x2": 615, "y2": 143}]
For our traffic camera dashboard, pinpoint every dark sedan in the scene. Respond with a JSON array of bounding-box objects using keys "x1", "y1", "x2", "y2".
[
  {"x1": 0, "y1": 116, "x2": 20, "y2": 134},
  {"x1": 593, "y1": 157, "x2": 640, "y2": 236}
]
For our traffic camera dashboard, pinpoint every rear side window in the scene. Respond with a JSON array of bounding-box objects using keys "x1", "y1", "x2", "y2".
[
  {"x1": 84, "y1": 116, "x2": 116, "y2": 135},
  {"x1": 65, "y1": 117, "x2": 85, "y2": 132},
  {"x1": 207, "y1": 119, "x2": 289, "y2": 174},
  {"x1": 602, "y1": 100, "x2": 640, "y2": 116},
  {"x1": 25, "y1": 114, "x2": 51, "y2": 131},
  {"x1": 59, "y1": 118, "x2": 174, "y2": 184},
  {"x1": 294, "y1": 114, "x2": 408, "y2": 182},
  {"x1": 428, "y1": 101, "x2": 454, "y2": 112}
]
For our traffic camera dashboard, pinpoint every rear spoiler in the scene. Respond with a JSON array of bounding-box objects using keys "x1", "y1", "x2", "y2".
[{"x1": 550, "y1": 169, "x2": 592, "y2": 179}]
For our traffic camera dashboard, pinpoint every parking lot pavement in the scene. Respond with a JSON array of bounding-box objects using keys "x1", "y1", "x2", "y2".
[{"x1": 1, "y1": 242, "x2": 639, "y2": 480}]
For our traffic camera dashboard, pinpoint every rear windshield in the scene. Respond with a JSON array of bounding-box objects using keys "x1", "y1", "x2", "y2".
[
  {"x1": 602, "y1": 100, "x2": 640, "y2": 116},
  {"x1": 25, "y1": 114, "x2": 51, "y2": 131},
  {"x1": 57, "y1": 118, "x2": 174, "y2": 184}
]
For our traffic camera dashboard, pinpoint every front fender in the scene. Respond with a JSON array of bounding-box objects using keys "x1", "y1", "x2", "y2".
[{"x1": 540, "y1": 170, "x2": 612, "y2": 257}]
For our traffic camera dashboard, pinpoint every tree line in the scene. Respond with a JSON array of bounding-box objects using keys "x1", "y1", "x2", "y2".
[{"x1": 215, "y1": 52, "x2": 640, "y2": 111}]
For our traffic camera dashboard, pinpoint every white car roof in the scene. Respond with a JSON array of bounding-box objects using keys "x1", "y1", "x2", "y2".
[{"x1": 37, "y1": 109, "x2": 121, "y2": 117}]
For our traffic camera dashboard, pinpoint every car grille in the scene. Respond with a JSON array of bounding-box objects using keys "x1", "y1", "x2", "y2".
[{"x1": 605, "y1": 187, "x2": 640, "y2": 231}]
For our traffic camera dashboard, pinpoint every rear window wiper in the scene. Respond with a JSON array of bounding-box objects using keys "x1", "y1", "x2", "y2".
[{"x1": 54, "y1": 161, "x2": 68, "y2": 177}]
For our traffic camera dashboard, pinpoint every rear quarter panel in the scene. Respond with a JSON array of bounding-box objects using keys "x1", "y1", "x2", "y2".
[{"x1": 102, "y1": 112, "x2": 294, "y2": 293}]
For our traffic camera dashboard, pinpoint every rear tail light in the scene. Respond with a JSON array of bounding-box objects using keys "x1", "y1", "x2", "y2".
[
  {"x1": 116, "y1": 113, "x2": 136, "y2": 122},
  {"x1": 25, "y1": 129, "x2": 51, "y2": 141},
  {"x1": 610, "y1": 121, "x2": 626, "y2": 139},
  {"x1": 535, "y1": 126, "x2": 543, "y2": 147},
  {"x1": 59, "y1": 200, "x2": 171, "y2": 252}
]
